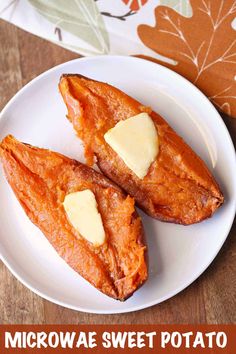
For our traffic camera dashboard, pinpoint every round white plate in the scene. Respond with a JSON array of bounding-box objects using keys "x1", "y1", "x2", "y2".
[{"x1": 0, "y1": 56, "x2": 235, "y2": 314}]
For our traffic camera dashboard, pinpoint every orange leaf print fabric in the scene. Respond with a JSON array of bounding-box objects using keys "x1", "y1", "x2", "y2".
[
  {"x1": 138, "y1": 0, "x2": 236, "y2": 118},
  {"x1": 122, "y1": 0, "x2": 148, "y2": 11}
]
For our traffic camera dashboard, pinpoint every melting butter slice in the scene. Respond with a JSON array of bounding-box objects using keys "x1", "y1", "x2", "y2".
[
  {"x1": 63, "y1": 190, "x2": 105, "y2": 247},
  {"x1": 104, "y1": 112, "x2": 159, "y2": 179}
]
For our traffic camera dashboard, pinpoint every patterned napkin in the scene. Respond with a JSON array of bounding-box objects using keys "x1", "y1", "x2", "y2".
[{"x1": 1, "y1": 0, "x2": 235, "y2": 118}]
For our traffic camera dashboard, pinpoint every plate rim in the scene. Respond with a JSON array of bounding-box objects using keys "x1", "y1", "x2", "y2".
[{"x1": 0, "y1": 55, "x2": 235, "y2": 314}]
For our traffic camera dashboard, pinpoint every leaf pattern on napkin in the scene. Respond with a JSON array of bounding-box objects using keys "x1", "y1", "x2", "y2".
[
  {"x1": 159, "y1": 0, "x2": 192, "y2": 16},
  {"x1": 138, "y1": 0, "x2": 236, "y2": 118},
  {"x1": 122, "y1": 0, "x2": 148, "y2": 11},
  {"x1": 28, "y1": 0, "x2": 109, "y2": 54}
]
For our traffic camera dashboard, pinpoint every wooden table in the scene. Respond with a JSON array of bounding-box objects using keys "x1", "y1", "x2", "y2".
[{"x1": 0, "y1": 19, "x2": 235, "y2": 325}]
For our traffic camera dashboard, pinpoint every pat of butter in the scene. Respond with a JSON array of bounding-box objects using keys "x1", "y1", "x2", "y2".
[
  {"x1": 104, "y1": 112, "x2": 159, "y2": 179},
  {"x1": 63, "y1": 190, "x2": 105, "y2": 247}
]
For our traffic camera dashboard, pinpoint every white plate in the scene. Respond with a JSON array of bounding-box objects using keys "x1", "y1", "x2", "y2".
[{"x1": 0, "y1": 56, "x2": 235, "y2": 314}]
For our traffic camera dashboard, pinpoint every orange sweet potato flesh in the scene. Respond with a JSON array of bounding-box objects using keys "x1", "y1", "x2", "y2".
[
  {"x1": 59, "y1": 74, "x2": 224, "y2": 225},
  {"x1": 0, "y1": 135, "x2": 147, "y2": 300}
]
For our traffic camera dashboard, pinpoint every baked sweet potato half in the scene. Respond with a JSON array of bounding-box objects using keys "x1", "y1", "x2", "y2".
[
  {"x1": 0, "y1": 135, "x2": 147, "y2": 300},
  {"x1": 59, "y1": 74, "x2": 224, "y2": 225}
]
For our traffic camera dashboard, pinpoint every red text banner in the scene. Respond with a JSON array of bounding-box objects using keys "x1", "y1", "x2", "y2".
[{"x1": 0, "y1": 324, "x2": 235, "y2": 353}]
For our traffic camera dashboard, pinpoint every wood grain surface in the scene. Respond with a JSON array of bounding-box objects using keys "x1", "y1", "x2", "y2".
[{"x1": 0, "y1": 19, "x2": 235, "y2": 325}]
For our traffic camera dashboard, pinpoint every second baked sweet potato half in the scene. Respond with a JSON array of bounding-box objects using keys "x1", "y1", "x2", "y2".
[
  {"x1": 59, "y1": 74, "x2": 224, "y2": 225},
  {"x1": 0, "y1": 135, "x2": 147, "y2": 300}
]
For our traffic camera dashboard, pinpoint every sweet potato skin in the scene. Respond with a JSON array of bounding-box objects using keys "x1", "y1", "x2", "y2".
[
  {"x1": 59, "y1": 74, "x2": 224, "y2": 225},
  {"x1": 0, "y1": 135, "x2": 147, "y2": 300}
]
